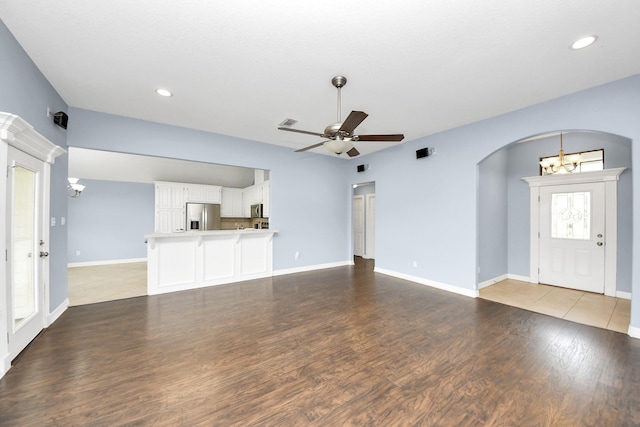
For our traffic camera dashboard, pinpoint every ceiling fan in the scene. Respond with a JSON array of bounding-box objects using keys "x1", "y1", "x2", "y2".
[{"x1": 278, "y1": 76, "x2": 404, "y2": 157}]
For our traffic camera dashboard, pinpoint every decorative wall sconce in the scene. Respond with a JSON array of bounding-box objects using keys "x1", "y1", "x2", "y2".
[{"x1": 68, "y1": 177, "x2": 85, "y2": 198}]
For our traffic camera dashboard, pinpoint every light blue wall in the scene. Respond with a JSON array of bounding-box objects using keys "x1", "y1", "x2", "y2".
[
  {"x1": 66, "y1": 108, "x2": 351, "y2": 269},
  {"x1": 67, "y1": 180, "x2": 154, "y2": 263},
  {"x1": 0, "y1": 19, "x2": 69, "y2": 311},
  {"x1": 478, "y1": 147, "x2": 508, "y2": 283},
  {"x1": 3, "y1": 16, "x2": 640, "y2": 331},
  {"x1": 504, "y1": 132, "x2": 632, "y2": 292},
  {"x1": 349, "y1": 74, "x2": 640, "y2": 328}
]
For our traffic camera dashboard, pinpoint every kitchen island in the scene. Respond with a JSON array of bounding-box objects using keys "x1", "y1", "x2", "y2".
[{"x1": 145, "y1": 229, "x2": 277, "y2": 295}]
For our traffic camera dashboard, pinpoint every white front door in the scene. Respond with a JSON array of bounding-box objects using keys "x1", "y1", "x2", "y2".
[
  {"x1": 353, "y1": 195, "x2": 364, "y2": 257},
  {"x1": 6, "y1": 146, "x2": 46, "y2": 359},
  {"x1": 539, "y1": 182, "x2": 605, "y2": 293}
]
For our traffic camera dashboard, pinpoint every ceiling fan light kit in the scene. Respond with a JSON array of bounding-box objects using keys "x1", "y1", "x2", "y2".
[{"x1": 278, "y1": 76, "x2": 404, "y2": 157}]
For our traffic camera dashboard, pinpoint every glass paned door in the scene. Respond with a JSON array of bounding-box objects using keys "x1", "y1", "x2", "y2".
[
  {"x1": 12, "y1": 165, "x2": 37, "y2": 328},
  {"x1": 6, "y1": 146, "x2": 45, "y2": 360}
]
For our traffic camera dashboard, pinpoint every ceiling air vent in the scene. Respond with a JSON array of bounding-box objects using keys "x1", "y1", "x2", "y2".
[{"x1": 279, "y1": 118, "x2": 298, "y2": 127}]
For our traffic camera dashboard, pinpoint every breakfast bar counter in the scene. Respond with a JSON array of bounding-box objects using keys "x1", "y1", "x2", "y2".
[{"x1": 145, "y1": 229, "x2": 277, "y2": 295}]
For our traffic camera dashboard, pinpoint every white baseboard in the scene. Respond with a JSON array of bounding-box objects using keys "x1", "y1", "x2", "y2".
[
  {"x1": 1, "y1": 351, "x2": 9, "y2": 380},
  {"x1": 374, "y1": 267, "x2": 478, "y2": 298},
  {"x1": 628, "y1": 325, "x2": 640, "y2": 339},
  {"x1": 508, "y1": 273, "x2": 532, "y2": 282},
  {"x1": 478, "y1": 274, "x2": 508, "y2": 290},
  {"x1": 47, "y1": 298, "x2": 69, "y2": 327},
  {"x1": 616, "y1": 291, "x2": 632, "y2": 300},
  {"x1": 273, "y1": 260, "x2": 354, "y2": 277},
  {"x1": 478, "y1": 273, "x2": 532, "y2": 290},
  {"x1": 68, "y1": 258, "x2": 147, "y2": 268}
]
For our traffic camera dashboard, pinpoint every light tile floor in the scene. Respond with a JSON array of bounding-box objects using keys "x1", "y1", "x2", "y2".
[
  {"x1": 68, "y1": 262, "x2": 147, "y2": 306},
  {"x1": 480, "y1": 279, "x2": 630, "y2": 333}
]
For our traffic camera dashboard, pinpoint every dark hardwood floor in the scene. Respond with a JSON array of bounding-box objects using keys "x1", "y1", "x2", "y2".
[{"x1": 1, "y1": 257, "x2": 639, "y2": 426}]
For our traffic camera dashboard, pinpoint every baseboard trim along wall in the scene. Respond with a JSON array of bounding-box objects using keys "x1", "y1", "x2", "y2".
[
  {"x1": 68, "y1": 258, "x2": 147, "y2": 268},
  {"x1": 628, "y1": 326, "x2": 640, "y2": 339},
  {"x1": 47, "y1": 298, "x2": 69, "y2": 327},
  {"x1": 273, "y1": 260, "x2": 354, "y2": 277},
  {"x1": 478, "y1": 273, "x2": 531, "y2": 290},
  {"x1": 616, "y1": 291, "x2": 632, "y2": 300},
  {"x1": 374, "y1": 268, "x2": 478, "y2": 298}
]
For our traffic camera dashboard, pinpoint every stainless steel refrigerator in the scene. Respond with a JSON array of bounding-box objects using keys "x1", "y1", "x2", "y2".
[{"x1": 186, "y1": 203, "x2": 221, "y2": 231}]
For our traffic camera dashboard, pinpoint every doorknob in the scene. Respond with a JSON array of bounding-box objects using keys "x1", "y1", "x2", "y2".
[
  {"x1": 596, "y1": 242, "x2": 603, "y2": 247},
  {"x1": 39, "y1": 251, "x2": 49, "y2": 258}
]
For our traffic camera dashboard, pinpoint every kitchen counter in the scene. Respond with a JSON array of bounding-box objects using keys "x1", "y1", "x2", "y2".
[{"x1": 145, "y1": 229, "x2": 278, "y2": 295}]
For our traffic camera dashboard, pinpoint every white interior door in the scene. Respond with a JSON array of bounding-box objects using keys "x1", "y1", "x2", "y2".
[
  {"x1": 6, "y1": 146, "x2": 46, "y2": 360},
  {"x1": 364, "y1": 194, "x2": 375, "y2": 259},
  {"x1": 353, "y1": 195, "x2": 364, "y2": 257},
  {"x1": 539, "y1": 182, "x2": 605, "y2": 293}
]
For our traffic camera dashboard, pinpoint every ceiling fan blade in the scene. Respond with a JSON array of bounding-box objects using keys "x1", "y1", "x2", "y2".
[
  {"x1": 278, "y1": 127, "x2": 325, "y2": 137},
  {"x1": 339, "y1": 111, "x2": 368, "y2": 134},
  {"x1": 295, "y1": 141, "x2": 328, "y2": 152},
  {"x1": 357, "y1": 134, "x2": 405, "y2": 142},
  {"x1": 346, "y1": 147, "x2": 360, "y2": 157}
]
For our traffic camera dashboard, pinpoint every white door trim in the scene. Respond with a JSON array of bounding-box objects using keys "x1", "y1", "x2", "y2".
[
  {"x1": 364, "y1": 193, "x2": 375, "y2": 259},
  {"x1": 353, "y1": 195, "x2": 364, "y2": 257},
  {"x1": 0, "y1": 112, "x2": 65, "y2": 379},
  {"x1": 523, "y1": 168, "x2": 626, "y2": 297}
]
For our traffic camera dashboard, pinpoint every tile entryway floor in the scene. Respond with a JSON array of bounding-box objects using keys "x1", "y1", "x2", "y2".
[{"x1": 480, "y1": 279, "x2": 630, "y2": 333}]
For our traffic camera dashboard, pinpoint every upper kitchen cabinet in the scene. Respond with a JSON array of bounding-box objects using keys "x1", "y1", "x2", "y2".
[
  {"x1": 221, "y1": 187, "x2": 244, "y2": 217},
  {"x1": 242, "y1": 181, "x2": 269, "y2": 218},
  {"x1": 185, "y1": 184, "x2": 221, "y2": 204},
  {"x1": 155, "y1": 181, "x2": 186, "y2": 209}
]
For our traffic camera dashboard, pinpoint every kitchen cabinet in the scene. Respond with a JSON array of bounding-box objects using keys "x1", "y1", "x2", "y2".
[
  {"x1": 155, "y1": 182, "x2": 223, "y2": 232},
  {"x1": 185, "y1": 184, "x2": 221, "y2": 204},
  {"x1": 155, "y1": 182, "x2": 187, "y2": 232},
  {"x1": 221, "y1": 187, "x2": 244, "y2": 217},
  {"x1": 155, "y1": 182, "x2": 186, "y2": 209},
  {"x1": 242, "y1": 181, "x2": 270, "y2": 218}
]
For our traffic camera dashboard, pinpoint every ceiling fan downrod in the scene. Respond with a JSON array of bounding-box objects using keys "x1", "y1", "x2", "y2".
[{"x1": 332, "y1": 75, "x2": 347, "y2": 123}]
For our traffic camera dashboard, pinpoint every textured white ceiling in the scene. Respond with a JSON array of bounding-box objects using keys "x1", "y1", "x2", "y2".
[{"x1": 1, "y1": 1, "x2": 639, "y2": 158}]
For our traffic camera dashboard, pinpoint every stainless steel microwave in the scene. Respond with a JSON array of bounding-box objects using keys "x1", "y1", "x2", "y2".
[{"x1": 250, "y1": 203, "x2": 263, "y2": 218}]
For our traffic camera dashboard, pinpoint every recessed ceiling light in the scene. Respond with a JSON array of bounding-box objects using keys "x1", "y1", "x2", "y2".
[
  {"x1": 571, "y1": 35, "x2": 598, "y2": 50},
  {"x1": 155, "y1": 88, "x2": 172, "y2": 97}
]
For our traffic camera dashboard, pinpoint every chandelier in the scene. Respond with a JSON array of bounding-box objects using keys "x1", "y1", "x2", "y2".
[{"x1": 539, "y1": 133, "x2": 581, "y2": 175}]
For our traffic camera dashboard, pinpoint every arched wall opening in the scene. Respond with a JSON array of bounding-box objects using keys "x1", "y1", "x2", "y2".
[{"x1": 477, "y1": 129, "x2": 632, "y2": 296}]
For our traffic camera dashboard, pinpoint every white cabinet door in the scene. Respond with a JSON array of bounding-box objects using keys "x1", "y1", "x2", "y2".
[
  {"x1": 203, "y1": 186, "x2": 222, "y2": 204},
  {"x1": 243, "y1": 185, "x2": 255, "y2": 217},
  {"x1": 155, "y1": 209, "x2": 186, "y2": 232},
  {"x1": 186, "y1": 185, "x2": 205, "y2": 202},
  {"x1": 186, "y1": 184, "x2": 222, "y2": 204},
  {"x1": 156, "y1": 182, "x2": 185, "y2": 209},
  {"x1": 262, "y1": 181, "x2": 269, "y2": 217},
  {"x1": 170, "y1": 185, "x2": 185, "y2": 209},
  {"x1": 221, "y1": 188, "x2": 244, "y2": 217}
]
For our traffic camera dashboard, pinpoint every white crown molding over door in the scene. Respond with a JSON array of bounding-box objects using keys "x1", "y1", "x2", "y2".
[
  {"x1": 0, "y1": 112, "x2": 66, "y2": 379},
  {"x1": 523, "y1": 168, "x2": 626, "y2": 298}
]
